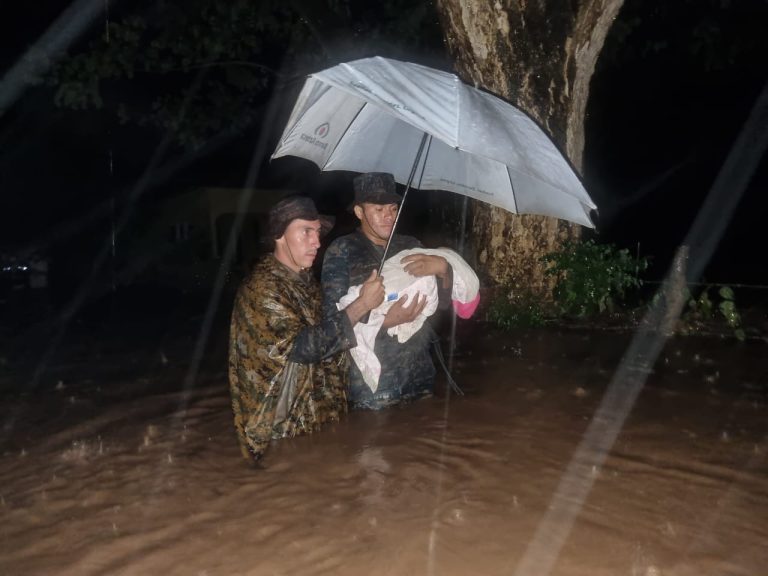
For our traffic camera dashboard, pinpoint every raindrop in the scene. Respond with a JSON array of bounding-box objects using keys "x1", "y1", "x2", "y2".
[
  {"x1": 663, "y1": 521, "x2": 677, "y2": 537},
  {"x1": 104, "y1": 0, "x2": 110, "y2": 42}
]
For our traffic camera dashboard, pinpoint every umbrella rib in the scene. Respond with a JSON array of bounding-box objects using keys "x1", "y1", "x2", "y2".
[
  {"x1": 324, "y1": 99, "x2": 368, "y2": 167},
  {"x1": 506, "y1": 164, "x2": 519, "y2": 214},
  {"x1": 416, "y1": 133, "x2": 433, "y2": 189},
  {"x1": 454, "y1": 76, "x2": 461, "y2": 148}
]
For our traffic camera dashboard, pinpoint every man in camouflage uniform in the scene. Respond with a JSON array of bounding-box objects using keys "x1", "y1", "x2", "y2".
[
  {"x1": 321, "y1": 173, "x2": 453, "y2": 410},
  {"x1": 228, "y1": 196, "x2": 384, "y2": 463}
]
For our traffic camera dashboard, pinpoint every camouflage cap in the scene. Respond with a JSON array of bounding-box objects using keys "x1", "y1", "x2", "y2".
[
  {"x1": 268, "y1": 196, "x2": 335, "y2": 239},
  {"x1": 352, "y1": 172, "x2": 402, "y2": 206}
]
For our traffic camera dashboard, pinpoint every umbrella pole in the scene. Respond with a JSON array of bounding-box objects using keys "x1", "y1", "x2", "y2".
[
  {"x1": 377, "y1": 132, "x2": 430, "y2": 273},
  {"x1": 448, "y1": 195, "x2": 469, "y2": 374}
]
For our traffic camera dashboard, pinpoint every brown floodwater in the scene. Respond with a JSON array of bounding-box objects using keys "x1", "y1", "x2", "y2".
[{"x1": 1, "y1": 324, "x2": 766, "y2": 575}]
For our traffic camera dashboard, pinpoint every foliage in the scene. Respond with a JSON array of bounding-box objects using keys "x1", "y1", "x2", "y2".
[
  {"x1": 681, "y1": 285, "x2": 745, "y2": 341},
  {"x1": 48, "y1": 0, "x2": 444, "y2": 149},
  {"x1": 50, "y1": 1, "x2": 311, "y2": 148},
  {"x1": 542, "y1": 239, "x2": 648, "y2": 318},
  {"x1": 486, "y1": 287, "x2": 547, "y2": 330}
]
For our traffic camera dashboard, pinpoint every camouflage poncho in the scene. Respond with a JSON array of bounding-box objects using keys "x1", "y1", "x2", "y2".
[{"x1": 228, "y1": 255, "x2": 355, "y2": 462}]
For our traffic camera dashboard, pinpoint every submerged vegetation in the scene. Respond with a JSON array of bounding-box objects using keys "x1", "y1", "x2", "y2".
[
  {"x1": 486, "y1": 288, "x2": 547, "y2": 329},
  {"x1": 487, "y1": 239, "x2": 647, "y2": 328},
  {"x1": 542, "y1": 239, "x2": 648, "y2": 318},
  {"x1": 678, "y1": 285, "x2": 746, "y2": 341},
  {"x1": 486, "y1": 239, "x2": 752, "y2": 341}
]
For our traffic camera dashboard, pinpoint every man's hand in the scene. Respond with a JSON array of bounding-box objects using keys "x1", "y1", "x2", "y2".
[
  {"x1": 358, "y1": 269, "x2": 385, "y2": 311},
  {"x1": 401, "y1": 254, "x2": 449, "y2": 279},
  {"x1": 345, "y1": 269, "x2": 385, "y2": 325},
  {"x1": 382, "y1": 293, "x2": 427, "y2": 329},
  {"x1": 401, "y1": 253, "x2": 452, "y2": 289}
]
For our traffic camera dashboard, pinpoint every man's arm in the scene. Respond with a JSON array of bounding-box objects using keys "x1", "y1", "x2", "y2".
[
  {"x1": 289, "y1": 310, "x2": 357, "y2": 364},
  {"x1": 321, "y1": 239, "x2": 352, "y2": 319},
  {"x1": 292, "y1": 270, "x2": 384, "y2": 364}
]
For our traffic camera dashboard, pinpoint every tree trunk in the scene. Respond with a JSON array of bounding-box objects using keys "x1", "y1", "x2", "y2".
[{"x1": 434, "y1": 0, "x2": 624, "y2": 297}]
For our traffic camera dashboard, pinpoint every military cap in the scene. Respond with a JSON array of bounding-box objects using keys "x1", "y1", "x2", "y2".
[
  {"x1": 352, "y1": 172, "x2": 402, "y2": 206},
  {"x1": 268, "y1": 196, "x2": 334, "y2": 239}
]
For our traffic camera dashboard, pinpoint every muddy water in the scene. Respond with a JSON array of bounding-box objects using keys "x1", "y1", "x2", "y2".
[{"x1": 1, "y1": 326, "x2": 766, "y2": 576}]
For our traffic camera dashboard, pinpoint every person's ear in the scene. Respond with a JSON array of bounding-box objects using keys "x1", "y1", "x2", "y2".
[{"x1": 353, "y1": 205, "x2": 364, "y2": 220}]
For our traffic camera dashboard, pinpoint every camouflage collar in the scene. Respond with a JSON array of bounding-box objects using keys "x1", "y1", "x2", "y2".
[{"x1": 268, "y1": 254, "x2": 313, "y2": 284}]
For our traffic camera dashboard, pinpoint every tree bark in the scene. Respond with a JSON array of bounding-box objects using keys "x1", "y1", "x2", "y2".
[{"x1": 434, "y1": 0, "x2": 623, "y2": 297}]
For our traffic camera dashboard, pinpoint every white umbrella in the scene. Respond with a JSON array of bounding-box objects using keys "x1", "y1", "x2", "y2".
[{"x1": 272, "y1": 56, "x2": 596, "y2": 230}]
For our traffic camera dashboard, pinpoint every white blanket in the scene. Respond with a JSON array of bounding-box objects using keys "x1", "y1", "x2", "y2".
[{"x1": 338, "y1": 248, "x2": 479, "y2": 392}]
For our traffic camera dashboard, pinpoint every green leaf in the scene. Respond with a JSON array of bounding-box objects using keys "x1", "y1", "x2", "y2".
[{"x1": 718, "y1": 286, "x2": 735, "y2": 301}]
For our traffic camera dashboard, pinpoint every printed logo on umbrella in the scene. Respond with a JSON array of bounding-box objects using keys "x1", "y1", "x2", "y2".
[
  {"x1": 314, "y1": 122, "x2": 330, "y2": 138},
  {"x1": 299, "y1": 122, "x2": 330, "y2": 151}
]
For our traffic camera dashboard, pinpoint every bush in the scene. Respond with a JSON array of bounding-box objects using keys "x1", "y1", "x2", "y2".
[
  {"x1": 542, "y1": 240, "x2": 648, "y2": 318},
  {"x1": 486, "y1": 288, "x2": 547, "y2": 329},
  {"x1": 680, "y1": 285, "x2": 745, "y2": 341}
]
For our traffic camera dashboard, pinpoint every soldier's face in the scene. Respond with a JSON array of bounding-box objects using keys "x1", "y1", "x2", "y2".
[
  {"x1": 355, "y1": 202, "x2": 398, "y2": 246},
  {"x1": 275, "y1": 218, "x2": 322, "y2": 271}
]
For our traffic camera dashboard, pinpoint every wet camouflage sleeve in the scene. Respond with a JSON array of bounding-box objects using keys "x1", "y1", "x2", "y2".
[
  {"x1": 321, "y1": 238, "x2": 355, "y2": 322},
  {"x1": 290, "y1": 309, "x2": 355, "y2": 363},
  {"x1": 228, "y1": 257, "x2": 351, "y2": 462}
]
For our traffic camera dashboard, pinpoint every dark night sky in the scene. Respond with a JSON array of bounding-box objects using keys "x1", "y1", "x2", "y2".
[{"x1": 1, "y1": 0, "x2": 767, "y2": 293}]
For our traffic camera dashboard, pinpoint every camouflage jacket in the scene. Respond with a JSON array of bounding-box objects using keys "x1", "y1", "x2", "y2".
[
  {"x1": 321, "y1": 230, "x2": 447, "y2": 409},
  {"x1": 228, "y1": 255, "x2": 354, "y2": 462}
]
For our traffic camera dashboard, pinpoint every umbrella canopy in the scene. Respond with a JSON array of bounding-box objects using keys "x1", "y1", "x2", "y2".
[{"x1": 272, "y1": 56, "x2": 596, "y2": 228}]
